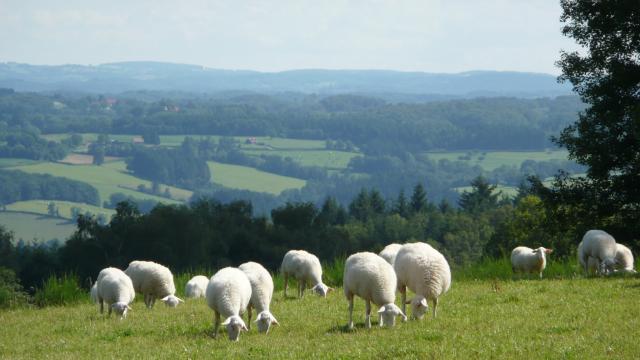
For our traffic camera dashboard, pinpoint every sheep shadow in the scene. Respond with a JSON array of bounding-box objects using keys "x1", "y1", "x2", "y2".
[{"x1": 326, "y1": 322, "x2": 382, "y2": 334}]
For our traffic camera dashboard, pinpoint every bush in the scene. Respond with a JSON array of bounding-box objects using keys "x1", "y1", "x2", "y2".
[
  {"x1": 34, "y1": 275, "x2": 85, "y2": 307},
  {"x1": 0, "y1": 267, "x2": 29, "y2": 309}
]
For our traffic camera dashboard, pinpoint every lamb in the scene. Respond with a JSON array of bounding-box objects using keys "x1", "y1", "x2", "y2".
[
  {"x1": 281, "y1": 250, "x2": 332, "y2": 298},
  {"x1": 578, "y1": 230, "x2": 617, "y2": 275},
  {"x1": 394, "y1": 242, "x2": 451, "y2": 320},
  {"x1": 185, "y1": 275, "x2": 209, "y2": 299},
  {"x1": 95, "y1": 267, "x2": 135, "y2": 319},
  {"x1": 343, "y1": 252, "x2": 406, "y2": 329},
  {"x1": 124, "y1": 260, "x2": 184, "y2": 308},
  {"x1": 379, "y1": 243, "x2": 402, "y2": 266},
  {"x1": 206, "y1": 267, "x2": 252, "y2": 341},
  {"x1": 239, "y1": 261, "x2": 279, "y2": 333},
  {"x1": 510, "y1": 246, "x2": 553, "y2": 279}
]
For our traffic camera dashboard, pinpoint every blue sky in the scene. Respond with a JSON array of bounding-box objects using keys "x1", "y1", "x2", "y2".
[{"x1": 0, "y1": 0, "x2": 577, "y2": 74}]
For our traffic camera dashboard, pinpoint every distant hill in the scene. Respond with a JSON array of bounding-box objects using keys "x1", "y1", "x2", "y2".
[{"x1": 0, "y1": 61, "x2": 572, "y2": 98}]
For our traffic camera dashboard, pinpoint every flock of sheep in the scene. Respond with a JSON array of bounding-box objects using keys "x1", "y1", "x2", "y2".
[{"x1": 89, "y1": 229, "x2": 635, "y2": 342}]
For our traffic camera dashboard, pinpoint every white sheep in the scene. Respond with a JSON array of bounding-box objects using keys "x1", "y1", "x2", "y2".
[
  {"x1": 394, "y1": 242, "x2": 451, "y2": 320},
  {"x1": 343, "y1": 252, "x2": 406, "y2": 329},
  {"x1": 614, "y1": 243, "x2": 636, "y2": 273},
  {"x1": 578, "y1": 230, "x2": 617, "y2": 275},
  {"x1": 95, "y1": 267, "x2": 135, "y2": 319},
  {"x1": 185, "y1": 275, "x2": 209, "y2": 299},
  {"x1": 281, "y1": 250, "x2": 332, "y2": 298},
  {"x1": 124, "y1": 260, "x2": 184, "y2": 308},
  {"x1": 206, "y1": 267, "x2": 252, "y2": 341},
  {"x1": 89, "y1": 278, "x2": 98, "y2": 304},
  {"x1": 379, "y1": 243, "x2": 402, "y2": 266},
  {"x1": 510, "y1": 246, "x2": 553, "y2": 279},
  {"x1": 239, "y1": 261, "x2": 279, "y2": 333}
]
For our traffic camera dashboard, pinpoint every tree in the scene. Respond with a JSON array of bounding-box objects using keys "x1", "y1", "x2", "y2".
[
  {"x1": 410, "y1": 183, "x2": 428, "y2": 214},
  {"x1": 459, "y1": 176, "x2": 500, "y2": 214},
  {"x1": 393, "y1": 189, "x2": 410, "y2": 218},
  {"x1": 92, "y1": 146, "x2": 105, "y2": 165},
  {"x1": 47, "y1": 202, "x2": 57, "y2": 217},
  {"x1": 142, "y1": 131, "x2": 161, "y2": 145},
  {"x1": 553, "y1": 1, "x2": 640, "y2": 232}
]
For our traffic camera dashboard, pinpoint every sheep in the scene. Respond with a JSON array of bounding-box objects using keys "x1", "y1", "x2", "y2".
[
  {"x1": 95, "y1": 267, "x2": 135, "y2": 319},
  {"x1": 281, "y1": 250, "x2": 332, "y2": 298},
  {"x1": 206, "y1": 267, "x2": 252, "y2": 341},
  {"x1": 379, "y1": 243, "x2": 402, "y2": 266},
  {"x1": 124, "y1": 260, "x2": 184, "y2": 308},
  {"x1": 185, "y1": 275, "x2": 209, "y2": 299},
  {"x1": 614, "y1": 243, "x2": 636, "y2": 273},
  {"x1": 239, "y1": 261, "x2": 279, "y2": 333},
  {"x1": 510, "y1": 246, "x2": 553, "y2": 279},
  {"x1": 88, "y1": 277, "x2": 98, "y2": 304},
  {"x1": 343, "y1": 252, "x2": 406, "y2": 329},
  {"x1": 578, "y1": 230, "x2": 617, "y2": 275},
  {"x1": 394, "y1": 242, "x2": 451, "y2": 320}
]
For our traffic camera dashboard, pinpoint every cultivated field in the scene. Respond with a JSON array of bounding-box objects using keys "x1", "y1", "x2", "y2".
[
  {"x1": 4, "y1": 200, "x2": 115, "y2": 220},
  {"x1": 244, "y1": 149, "x2": 359, "y2": 169},
  {"x1": 1, "y1": 277, "x2": 638, "y2": 359},
  {"x1": 0, "y1": 212, "x2": 75, "y2": 243},
  {"x1": 208, "y1": 161, "x2": 306, "y2": 195},
  {"x1": 425, "y1": 150, "x2": 570, "y2": 171}
]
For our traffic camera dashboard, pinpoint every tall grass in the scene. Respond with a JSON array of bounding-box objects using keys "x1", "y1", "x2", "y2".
[
  {"x1": 454, "y1": 257, "x2": 582, "y2": 281},
  {"x1": 34, "y1": 274, "x2": 86, "y2": 307}
]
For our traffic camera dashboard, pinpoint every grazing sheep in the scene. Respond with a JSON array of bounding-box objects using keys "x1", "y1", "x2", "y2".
[
  {"x1": 239, "y1": 261, "x2": 279, "y2": 333},
  {"x1": 394, "y1": 242, "x2": 451, "y2": 320},
  {"x1": 614, "y1": 243, "x2": 636, "y2": 273},
  {"x1": 95, "y1": 267, "x2": 135, "y2": 319},
  {"x1": 124, "y1": 260, "x2": 184, "y2": 308},
  {"x1": 185, "y1": 275, "x2": 209, "y2": 299},
  {"x1": 343, "y1": 252, "x2": 406, "y2": 329},
  {"x1": 88, "y1": 277, "x2": 98, "y2": 304},
  {"x1": 510, "y1": 246, "x2": 553, "y2": 279},
  {"x1": 206, "y1": 267, "x2": 252, "y2": 341},
  {"x1": 379, "y1": 243, "x2": 402, "y2": 266},
  {"x1": 281, "y1": 250, "x2": 332, "y2": 298},
  {"x1": 578, "y1": 230, "x2": 617, "y2": 275}
]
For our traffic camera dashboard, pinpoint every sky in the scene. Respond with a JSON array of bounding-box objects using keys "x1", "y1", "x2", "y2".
[{"x1": 0, "y1": 0, "x2": 578, "y2": 74}]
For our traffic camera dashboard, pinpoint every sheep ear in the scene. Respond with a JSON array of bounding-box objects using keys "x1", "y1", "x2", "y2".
[
  {"x1": 272, "y1": 317, "x2": 279, "y2": 326},
  {"x1": 241, "y1": 324, "x2": 249, "y2": 332},
  {"x1": 327, "y1": 287, "x2": 334, "y2": 293},
  {"x1": 545, "y1": 248, "x2": 554, "y2": 254},
  {"x1": 177, "y1": 297, "x2": 185, "y2": 303},
  {"x1": 221, "y1": 318, "x2": 231, "y2": 326},
  {"x1": 127, "y1": 305, "x2": 133, "y2": 311},
  {"x1": 377, "y1": 306, "x2": 386, "y2": 314},
  {"x1": 420, "y1": 298, "x2": 428, "y2": 307},
  {"x1": 160, "y1": 296, "x2": 170, "y2": 302}
]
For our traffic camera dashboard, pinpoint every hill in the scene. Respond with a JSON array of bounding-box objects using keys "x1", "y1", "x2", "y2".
[{"x1": 0, "y1": 62, "x2": 571, "y2": 98}]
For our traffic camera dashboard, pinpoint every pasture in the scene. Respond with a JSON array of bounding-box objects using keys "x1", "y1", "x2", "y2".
[
  {"x1": 1, "y1": 277, "x2": 638, "y2": 359},
  {"x1": 4, "y1": 200, "x2": 115, "y2": 220},
  {"x1": 244, "y1": 149, "x2": 360, "y2": 169},
  {"x1": 0, "y1": 212, "x2": 75, "y2": 243},
  {"x1": 208, "y1": 161, "x2": 306, "y2": 195},
  {"x1": 425, "y1": 150, "x2": 570, "y2": 171}
]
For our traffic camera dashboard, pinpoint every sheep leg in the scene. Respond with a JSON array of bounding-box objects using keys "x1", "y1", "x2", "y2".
[
  {"x1": 347, "y1": 293, "x2": 354, "y2": 329},
  {"x1": 399, "y1": 285, "x2": 407, "y2": 321},
  {"x1": 108, "y1": 303, "x2": 112, "y2": 317},
  {"x1": 247, "y1": 305, "x2": 252, "y2": 330},
  {"x1": 433, "y1": 298, "x2": 438, "y2": 318},
  {"x1": 283, "y1": 273, "x2": 288, "y2": 298},
  {"x1": 298, "y1": 280, "x2": 305, "y2": 298},
  {"x1": 144, "y1": 294, "x2": 150, "y2": 308},
  {"x1": 99, "y1": 299, "x2": 104, "y2": 314},
  {"x1": 150, "y1": 296, "x2": 156, "y2": 308},
  {"x1": 213, "y1": 311, "x2": 220, "y2": 339},
  {"x1": 365, "y1": 300, "x2": 371, "y2": 329}
]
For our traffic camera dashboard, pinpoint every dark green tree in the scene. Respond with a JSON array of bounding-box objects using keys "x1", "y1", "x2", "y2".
[
  {"x1": 369, "y1": 189, "x2": 386, "y2": 215},
  {"x1": 459, "y1": 176, "x2": 500, "y2": 213},
  {"x1": 92, "y1": 146, "x2": 105, "y2": 165},
  {"x1": 410, "y1": 183, "x2": 428, "y2": 214},
  {"x1": 393, "y1": 189, "x2": 410, "y2": 218}
]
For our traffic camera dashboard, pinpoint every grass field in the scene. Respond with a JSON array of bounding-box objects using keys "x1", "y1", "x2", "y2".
[
  {"x1": 0, "y1": 158, "x2": 41, "y2": 168},
  {"x1": 454, "y1": 184, "x2": 519, "y2": 198},
  {"x1": 244, "y1": 149, "x2": 360, "y2": 169},
  {"x1": 425, "y1": 150, "x2": 570, "y2": 171},
  {"x1": 9, "y1": 161, "x2": 188, "y2": 204},
  {"x1": 208, "y1": 161, "x2": 306, "y2": 195},
  {"x1": 5, "y1": 200, "x2": 115, "y2": 220},
  {"x1": 0, "y1": 212, "x2": 75, "y2": 242},
  {"x1": 1, "y1": 276, "x2": 638, "y2": 359}
]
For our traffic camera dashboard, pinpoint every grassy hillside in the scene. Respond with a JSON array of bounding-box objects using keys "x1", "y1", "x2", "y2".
[
  {"x1": 425, "y1": 150, "x2": 569, "y2": 171},
  {"x1": 0, "y1": 212, "x2": 75, "y2": 242},
  {"x1": 244, "y1": 149, "x2": 359, "y2": 169},
  {"x1": 1, "y1": 277, "x2": 638, "y2": 358},
  {"x1": 8, "y1": 161, "x2": 188, "y2": 204},
  {"x1": 5, "y1": 200, "x2": 115, "y2": 220},
  {"x1": 208, "y1": 161, "x2": 306, "y2": 195}
]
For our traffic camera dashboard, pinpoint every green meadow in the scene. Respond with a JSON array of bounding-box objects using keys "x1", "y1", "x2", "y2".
[
  {"x1": 5, "y1": 200, "x2": 115, "y2": 220},
  {"x1": 208, "y1": 161, "x2": 306, "y2": 195},
  {"x1": 1, "y1": 276, "x2": 638, "y2": 359},
  {"x1": 425, "y1": 150, "x2": 570, "y2": 171},
  {"x1": 0, "y1": 212, "x2": 76, "y2": 243},
  {"x1": 244, "y1": 149, "x2": 360, "y2": 169}
]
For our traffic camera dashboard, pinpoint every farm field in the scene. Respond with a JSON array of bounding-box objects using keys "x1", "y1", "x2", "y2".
[
  {"x1": 5, "y1": 200, "x2": 115, "y2": 220},
  {"x1": 8, "y1": 161, "x2": 188, "y2": 204},
  {"x1": 208, "y1": 161, "x2": 306, "y2": 195},
  {"x1": 244, "y1": 149, "x2": 360, "y2": 169},
  {"x1": 425, "y1": 150, "x2": 570, "y2": 171},
  {"x1": 1, "y1": 278, "x2": 638, "y2": 359},
  {"x1": 0, "y1": 212, "x2": 76, "y2": 243}
]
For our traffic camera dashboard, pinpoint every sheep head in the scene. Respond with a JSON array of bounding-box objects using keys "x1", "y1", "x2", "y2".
[
  {"x1": 160, "y1": 295, "x2": 184, "y2": 308},
  {"x1": 255, "y1": 311, "x2": 279, "y2": 334},
  {"x1": 407, "y1": 296, "x2": 428, "y2": 320},
  {"x1": 377, "y1": 303, "x2": 407, "y2": 327},
  {"x1": 222, "y1": 315, "x2": 248, "y2": 341},
  {"x1": 111, "y1": 302, "x2": 132, "y2": 319}
]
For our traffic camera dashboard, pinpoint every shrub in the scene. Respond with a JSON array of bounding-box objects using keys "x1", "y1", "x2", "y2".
[
  {"x1": 34, "y1": 275, "x2": 85, "y2": 307},
  {"x1": 0, "y1": 267, "x2": 29, "y2": 309}
]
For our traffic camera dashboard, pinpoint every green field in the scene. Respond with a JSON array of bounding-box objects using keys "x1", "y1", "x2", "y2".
[
  {"x1": 425, "y1": 150, "x2": 570, "y2": 171},
  {"x1": 0, "y1": 158, "x2": 41, "y2": 168},
  {"x1": 244, "y1": 149, "x2": 360, "y2": 169},
  {"x1": 0, "y1": 212, "x2": 75, "y2": 243},
  {"x1": 454, "y1": 184, "x2": 519, "y2": 198},
  {"x1": 1, "y1": 277, "x2": 638, "y2": 358},
  {"x1": 9, "y1": 161, "x2": 188, "y2": 204},
  {"x1": 5, "y1": 200, "x2": 115, "y2": 220},
  {"x1": 208, "y1": 161, "x2": 306, "y2": 195}
]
